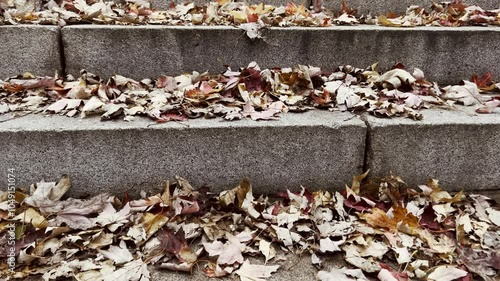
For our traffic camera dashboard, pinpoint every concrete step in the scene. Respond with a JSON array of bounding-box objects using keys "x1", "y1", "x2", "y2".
[
  {"x1": 3, "y1": 23, "x2": 499, "y2": 84},
  {"x1": 62, "y1": 25, "x2": 500, "y2": 84},
  {"x1": 1, "y1": 106, "x2": 499, "y2": 197},
  {"x1": 366, "y1": 106, "x2": 500, "y2": 193},
  {"x1": 0, "y1": 111, "x2": 366, "y2": 197},
  {"x1": 0, "y1": 25, "x2": 62, "y2": 79}
]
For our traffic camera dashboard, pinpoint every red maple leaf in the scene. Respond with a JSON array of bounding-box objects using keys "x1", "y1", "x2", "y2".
[{"x1": 471, "y1": 72, "x2": 495, "y2": 91}]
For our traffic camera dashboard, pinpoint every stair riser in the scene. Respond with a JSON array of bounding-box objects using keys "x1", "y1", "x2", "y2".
[
  {"x1": 63, "y1": 25, "x2": 500, "y2": 84},
  {"x1": 0, "y1": 26, "x2": 61, "y2": 79},
  {"x1": 367, "y1": 109, "x2": 500, "y2": 193},
  {"x1": 3, "y1": 25, "x2": 499, "y2": 85},
  {"x1": 2, "y1": 108, "x2": 500, "y2": 195},
  {"x1": 0, "y1": 112, "x2": 366, "y2": 196}
]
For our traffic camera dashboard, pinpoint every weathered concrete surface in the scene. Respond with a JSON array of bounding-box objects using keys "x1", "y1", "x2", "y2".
[
  {"x1": 366, "y1": 106, "x2": 500, "y2": 192},
  {"x1": 62, "y1": 25, "x2": 500, "y2": 84},
  {"x1": 0, "y1": 25, "x2": 62, "y2": 79},
  {"x1": 0, "y1": 111, "x2": 366, "y2": 197}
]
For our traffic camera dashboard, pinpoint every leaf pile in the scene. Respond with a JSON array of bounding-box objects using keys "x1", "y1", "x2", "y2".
[
  {"x1": 0, "y1": 0, "x2": 499, "y2": 28},
  {"x1": 1, "y1": 62, "x2": 500, "y2": 122},
  {"x1": 376, "y1": 2, "x2": 500, "y2": 27},
  {"x1": 1, "y1": 173, "x2": 500, "y2": 280}
]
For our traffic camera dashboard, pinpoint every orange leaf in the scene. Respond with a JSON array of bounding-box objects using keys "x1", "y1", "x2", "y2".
[
  {"x1": 471, "y1": 72, "x2": 495, "y2": 91},
  {"x1": 285, "y1": 3, "x2": 297, "y2": 16},
  {"x1": 360, "y1": 207, "x2": 420, "y2": 234},
  {"x1": 392, "y1": 206, "x2": 420, "y2": 230},
  {"x1": 340, "y1": 0, "x2": 357, "y2": 15},
  {"x1": 360, "y1": 208, "x2": 398, "y2": 230},
  {"x1": 311, "y1": 89, "x2": 331, "y2": 105},
  {"x1": 246, "y1": 12, "x2": 259, "y2": 23}
]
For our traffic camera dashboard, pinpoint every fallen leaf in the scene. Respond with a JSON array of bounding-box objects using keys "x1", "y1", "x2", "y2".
[
  {"x1": 235, "y1": 260, "x2": 279, "y2": 281},
  {"x1": 427, "y1": 265, "x2": 468, "y2": 281},
  {"x1": 98, "y1": 240, "x2": 134, "y2": 264},
  {"x1": 259, "y1": 239, "x2": 276, "y2": 264},
  {"x1": 318, "y1": 267, "x2": 368, "y2": 281}
]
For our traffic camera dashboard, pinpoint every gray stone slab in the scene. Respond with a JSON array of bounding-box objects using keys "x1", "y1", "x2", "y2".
[
  {"x1": 0, "y1": 111, "x2": 366, "y2": 197},
  {"x1": 62, "y1": 25, "x2": 500, "y2": 84},
  {"x1": 0, "y1": 25, "x2": 62, "y2": 79},
  {"x1": 366, "y1": 106, "x2": 500, "y2": 192}
]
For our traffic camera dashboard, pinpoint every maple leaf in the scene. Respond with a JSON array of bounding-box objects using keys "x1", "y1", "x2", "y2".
[
  {"x1": 172, "y1": 197, "x2": 200, "y2": 216},
  {"x1": 318, "y1": 267, "x2": 368, "y2": 281},
  {"x1": 359, "y1": 206, "x2": 420, "y2": 235},
  {"x1": 158, "y1": 228, "x2": 197, "y2": 263},
  {"x1": 98, "y1": 240, "x2": 134, "y2": 264},
  {"x1": 345, "y1": 256, "x2": 381, "y2": 273},
  {"x1": 378, "y1": 263, "x2": 409, "y2": 281},
  {"x1": 105, "y1": 259, "x2": 150, "y2": 281},
  {"x1": 319, "y1": 237, "x2": 345, "y2": 253},
  {"x1": 458, "y1": 247, "x2": 500, "y2": 280},
  {"x1": 376, "y1": 69, "x2": 416, "y2": 90},
  {"x1": 334, "y1": 13, "x2": 358, "y2": 25},
  {"x1": 7, "y1": 76, "x2": 55, "y2": 90},
  {"x1": 14, "y1": 208, "x2": 47, "y2": 228},
  {"x1": 351, "y1": 170, "x2": 370, "y2": 194},
  {"x1": 442, "y1": 81, "x2": 485, "y2": 106},
  {"x1": 24, "y1": 174, "x2": 71, "y2": 208},
  {"x1": 88, "y1": 230, "x2": 114, "y2": 250},
  {"x1": 427, "y1": 265, "x2": 468, "y2": 281},
  {"x1": 476, "y1": 97, "x2": 500, "y2": 114},
  {"x1": 235, "y1": 260, "x2": 279, "y2": 281},
  {"x1": 95, "y1": 202, "x2": 131, "y2": 232},
  {"x1": 311, "y1": 89, "x2": 331, "y2": 105},
  {"x1": 202, "y1": 261, "x2": 227, "y2": 277},
  {"x1": 471, "y1": 72, "x2": 496, "y2": 92},
  {"x1": 258, "y1": 239, "x2": 276, "y2": 264},
  {"x1": 203, "y1": 233, "x2": 245, "y2": 265},
  {"x1": 219, "y1": 178, "x2": 253, "y2": 209},
  {"x1": 238, "y1": 22, "x2": 265, "y2": 40},
  {"x1": 43, "y1": 193, "x2": 109, "y2": 216}
]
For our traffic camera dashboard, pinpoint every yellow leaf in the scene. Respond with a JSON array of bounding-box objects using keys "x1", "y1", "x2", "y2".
[
  {"x1": 360, "y1": 206, "x2": 420, "y2": 235},
  {"x1": 142, "y1": 212, "x2": 168, "y2": 238},
  {"x1": 219, "y1": 178, "x2": 252, "y2": 208},
  {"x1": 217, "y1": 0, "x2": 230, "y2": 5},
  {"x1": 440, "y1": 190, "x2": 464, "y2": 203},
  {"x1": 285, "y1": 3, "x2": 297, "y2": 15},
  {"x1": 15, "y1": 208, "x2": 47, "y2": 228},
  {"x1": 351, "y1": 170, "x2": 369, "y2": 194},
  {"x1": 297, "y1": 4, "x2": 309, "y2": 17},
  {"x1": 230, "y1": 10, "x2": 247, "y2": 23},
  {"x1": 161, "y1": 180, "x2": 171, "y2": 205},
  {"x1": 359, "y1": 208, "x2": 397, "y2": 230},
  {"x1": 377, "y1": 15, "x2": 402, "y2": 27},
  {"x1": 249, "y1": 3, "x2": 274, "y2": 14}
]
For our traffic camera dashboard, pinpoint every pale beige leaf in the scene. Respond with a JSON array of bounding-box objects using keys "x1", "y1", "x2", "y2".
[
  {"x1": 427, "y1": 265, "x2": 467, "y2": 281},
  {"x1": 98, "y1": 241, "x2": 134, "y2": 264},
  {"x1": 235, "y1": 260, "x2": 279, "y2": 281}
]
